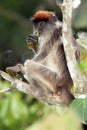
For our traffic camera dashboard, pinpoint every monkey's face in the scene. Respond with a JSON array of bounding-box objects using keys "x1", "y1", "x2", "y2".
[
  {"x1": 31, "y1": 11, "x2": 60, "y2": 37},
  {"x1": 33, "y1": 21, "x2": 46, "y2": 36},
  {"x1": 33, "y1": 20, "x2": 56, "y2": 37}
]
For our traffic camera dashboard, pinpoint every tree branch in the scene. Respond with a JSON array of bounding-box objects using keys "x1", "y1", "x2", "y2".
[
  {"x1": 56, "y1": 0, "x2": 87, "y2": 97},
  {"x1": 0, "y1": 70, "x2": 29, "y2": 94}
]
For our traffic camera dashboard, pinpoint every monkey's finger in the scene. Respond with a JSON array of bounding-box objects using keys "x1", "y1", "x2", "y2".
[
  {"x1": 26, "y1": 35, "x2": 38, "y2": 44},
  {"x1": 26, "y1": 37, "x2": 37, "y2": 44},
  {"x1": 6, "y1": 68, "x2": 16, "y2": 77},
  {"x1": 27, "y1": 35, "x2": 38, "y2": 40}
]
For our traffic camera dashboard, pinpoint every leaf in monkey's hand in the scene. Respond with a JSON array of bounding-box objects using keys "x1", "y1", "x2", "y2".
[
  {"x1": 70, "y1": 97, "x2": 87, "y2": 124},
  {"x1": 27, "y1": 42, "x2": 35, "y2": 49}
]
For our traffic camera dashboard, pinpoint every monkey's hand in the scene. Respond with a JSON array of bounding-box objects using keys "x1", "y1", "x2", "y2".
[{"x1": 26, "y1": 35, "x2": 38, "y2": 52}]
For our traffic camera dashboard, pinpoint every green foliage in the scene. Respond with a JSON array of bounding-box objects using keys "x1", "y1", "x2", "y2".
[
  {"x1": 71, "y1": 98, "x2": 87, "y2": 124},
  {"x1": 0, "y1": 81, "x2": 84, "y2": 130},
  {"x1": 79, "y1": 61, "x2": 87, "y2": 71},
  {"x1": 25, "y1": 110, "x2": 82, "y2": 130},
  {"x1": 73, "y1": 49, "x2": 87, "y2": 124},
  {"x1": 0, "y1": 81, "x2": 45, "y2": 130},
  {"x1": 78, "y1": 61, "x2": 87, "y2": 77}
]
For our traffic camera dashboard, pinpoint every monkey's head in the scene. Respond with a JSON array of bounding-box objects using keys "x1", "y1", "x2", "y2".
[{"x1": 31, "y1": 11, "x2": 61, "y2": 37}]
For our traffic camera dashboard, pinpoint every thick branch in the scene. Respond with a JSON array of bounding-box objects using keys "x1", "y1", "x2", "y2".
[{"x1": 56, "y1": 0, "x2": 87, "y2": 97}]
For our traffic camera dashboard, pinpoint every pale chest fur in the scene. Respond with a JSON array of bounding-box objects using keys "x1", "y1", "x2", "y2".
[
  {"x1": 42, "y1": 42, "x2": 65, "y2": 77},
  {"x1": 45, "y1": 53, "x2": 58, "y2": 73}
]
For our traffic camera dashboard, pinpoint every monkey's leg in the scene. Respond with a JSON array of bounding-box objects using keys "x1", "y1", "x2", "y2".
[{"x1": 24, "y1": 60, "x2": 64, "y2": 93}]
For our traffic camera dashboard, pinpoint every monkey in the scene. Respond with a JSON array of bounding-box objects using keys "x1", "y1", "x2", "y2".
[{"x1": 6, "y1": 11, "x2": 80, "y2": 106}]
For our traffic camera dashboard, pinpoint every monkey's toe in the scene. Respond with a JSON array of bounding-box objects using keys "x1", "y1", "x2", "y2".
[{"x1": 6, "y1": 67, "x2": 16, "y2": 77}]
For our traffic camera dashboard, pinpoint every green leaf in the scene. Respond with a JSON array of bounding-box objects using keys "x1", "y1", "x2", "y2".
[
  {"x1": 0, "y1": 98, "x2": 9, "y2": 119},
  {"x1": 79, "y1": 61, "x2": 87, "y2": 71},
  {"x1": 10, "y1": 93, "x2": 28, "y2": 120},
  {"x1": 70, "y1": 98, "x2": 87, "y2": 124}
]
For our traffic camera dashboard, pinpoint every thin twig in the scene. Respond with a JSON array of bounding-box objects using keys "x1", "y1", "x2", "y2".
[{"x1": 0, "y1": 83, "x2": 16, "y2": 93}]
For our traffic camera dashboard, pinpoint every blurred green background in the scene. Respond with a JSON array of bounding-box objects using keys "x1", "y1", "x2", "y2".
[{"x1": 0, "y1": 0, "x2": 87, "y2": 130}]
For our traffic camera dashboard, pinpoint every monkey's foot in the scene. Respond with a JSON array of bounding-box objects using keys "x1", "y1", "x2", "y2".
[{"x1": 6, "y1": 63, "x2": 24, "y2": 77}]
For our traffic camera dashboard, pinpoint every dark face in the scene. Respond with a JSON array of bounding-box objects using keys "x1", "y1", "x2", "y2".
[{"x1": 33, "y1": 21, "x2": 46, "y2": 36}]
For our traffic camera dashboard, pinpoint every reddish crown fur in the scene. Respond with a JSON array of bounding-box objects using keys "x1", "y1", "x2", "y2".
[{"x1": 32, "y1": 11, "x2": 55, "y2": 22}]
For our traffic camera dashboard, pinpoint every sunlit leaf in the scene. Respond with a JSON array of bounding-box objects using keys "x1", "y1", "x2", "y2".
[
  {"x1": 71, "y1": 98, "x2": 87, "y2": 124},
  {"x1": 25, "y1": 111, "x2": 82, "y2": 130}
]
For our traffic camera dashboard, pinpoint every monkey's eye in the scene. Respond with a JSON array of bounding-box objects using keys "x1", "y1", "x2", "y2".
[{"x1": 38, "y1": 21, "x2": 45, "y2": 27}]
